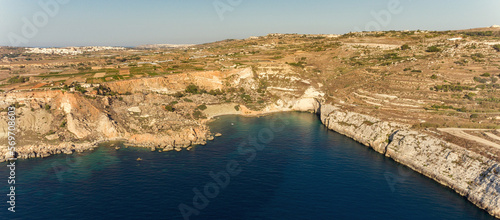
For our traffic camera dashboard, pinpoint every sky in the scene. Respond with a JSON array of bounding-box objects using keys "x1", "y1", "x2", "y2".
[{"x1": 0, "y1": 0, "x2": 499, "y2": 47}]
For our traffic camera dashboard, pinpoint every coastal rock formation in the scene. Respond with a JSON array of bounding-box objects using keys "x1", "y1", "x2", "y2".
[
  {"x1": 0, "y1": 90, "x2": 211, "y2": 162},
  {"x1": 319, "y1": 104, "x2": 500, "y2": 218}
]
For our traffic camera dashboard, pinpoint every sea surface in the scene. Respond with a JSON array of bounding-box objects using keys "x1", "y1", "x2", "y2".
[{"x1": 0, "y1": 112, "x2": 496, "y2": 220}]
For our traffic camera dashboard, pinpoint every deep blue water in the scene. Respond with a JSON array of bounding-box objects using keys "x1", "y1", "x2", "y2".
[{"x1": 0, "y1": 112, "x2": 496, "y2": 220}]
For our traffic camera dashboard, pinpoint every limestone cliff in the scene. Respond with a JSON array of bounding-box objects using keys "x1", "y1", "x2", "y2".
[
  {"x1": 319, "y1": 104, "x2": 500, "y2": 218},
  {"x1": 0, "y1": 91, "x2": 211, "y2": 162}
]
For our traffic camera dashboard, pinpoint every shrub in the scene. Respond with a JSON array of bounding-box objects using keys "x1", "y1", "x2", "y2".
[
  {"x1": 208, "y1": 89, "x2": 223, "y2": 96},
  {"x1": 426, "y1": 46, "x2": 441, "y2": 52},
  {"x1": 493, "y1": 44, "x2": 500, "y2": 52},
  {"x1": 401, "y1": 44, "x2": 411, "y2": 50},
  {"x1": 95, "y1": 85, "x2": 117, "y2": 96},
  {"x1": 464, "y1": 93, "x2": 476, "y2": 100},
  {"x1": 430, "y1": 74, "x2": 438, "y2": 79},
  {"x1": 411, "y1": 70, "x2": 422, "y2": 73},
  {"x1": 287, "y1": 61, "x2": 306, "y2": 68},
  {"x1": 464, "y1": 31, "x2": 493, "y2": 37},
  {"x1": 234, "y1": 105, "x2": 240, "y2": 111},
  {"x1": 434, "y1": 84, "x2": 473, "y2": 92},
  {"x1": 192, "y1": 110, "x2": 206, "y2": 119},
  {"x1": 470, "y1": 114, "x2": 479, "y2": 119},
  {"x1": 172, "y1": 92, "x2": 184, "y2": 98},
  {"x1": 75, "y1": 84, "x2": 86, "y2": 93},
  {"x1": 60, "y1": 121, "x2": 67, "y2": 128},
  {"x1": 240, "y1": 94, "x2": 252, "y2": 103},
  {"x1": 472, "y1": 53, "x2": 485, "y2": 58},
  {"x1": 474, "y1": 77, "x2": 488, "y2": 83},
  {"x1": 197, "y1": 104, "x2": 207, "y2": 110},
  {"x1": 185, "y1": 84, "x2": 201, "y2": 94},
  {"x1": 44, "y1": 104, "x2": 51, "y2": 111},
  {"x1": 7, "y1": 76, "x2": 28, "y2": 84},
  {"x1": 164, "y1": 105, "x2": 175, "y2": 112},
  {"x1": 183, "y1": 98, "x2": 193, "y2": 102},
  {"x1": 481, "y1": 73, "x2": 491, "y2": 77}
]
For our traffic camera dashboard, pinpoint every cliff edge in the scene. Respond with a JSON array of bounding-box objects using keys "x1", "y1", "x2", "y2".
[{"x1": 320, "y1": 104, "x2": 500, "y2": 218}]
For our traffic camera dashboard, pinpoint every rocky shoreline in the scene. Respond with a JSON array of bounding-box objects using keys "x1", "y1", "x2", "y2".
[
  {"x1": 1, "y1": 94, "x2": 499, "y2": 218},
  {"x1": 0, "y1": 130, "x2": 212, "y2": 163},
  {"x1": 318, "y1": 103, "x2": 500, "y2": 219}
]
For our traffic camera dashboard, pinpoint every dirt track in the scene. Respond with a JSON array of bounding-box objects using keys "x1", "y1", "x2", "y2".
[{"x1": 438, "y1": 128, "x2": 500, "y2": 149}]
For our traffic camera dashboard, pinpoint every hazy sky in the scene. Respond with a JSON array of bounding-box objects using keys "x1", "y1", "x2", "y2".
[{"x1": 1, "y1": 0, "x2": 499, "y2": 47}]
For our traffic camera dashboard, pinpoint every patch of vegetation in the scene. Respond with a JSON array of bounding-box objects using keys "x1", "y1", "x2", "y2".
[
  {"x1": 463, "y1": 31, "x2": 496, "y2": 37},
  {"x1": 185, "y1": 84, "x2": 207, "y2": 94},
  {"x1": 470, "y1": 114, "x2": 480, "y2": 119},
  {"x1": 471, "y1": 53, "x2": 485, "y2": 62},
  {"x1": 287, "y1": 61, "x2": 306, "y2": 68},
  {"x1": 480, "y1": 73, "x2": 491, "y2": 77},
  {"x1": 197, "y1": 104, "x2": 207, "y2": 110},
  {"x1": 183, "y1": 98, "x2": 193, "y2": 102},
  {"x1": 411, "y1": 70, "x2": 422, "y2": 73},
  {"x1": 192, "y1": 110, "x2": 206, "y2": 119},
  {"x1": 473, "y1": 77, "x2": 488, "y2": 84},
  {"x1": 74, "y1": 83, "x2": 87, "y2": 93},
  {"x1": 493, "y1": 44, "x2": 500, "y2": 52},
  {"x1": 433, "y1": 84, "x2": 474, "y2": 92},
  {"x1": 430, "y1": 74, "x2": 438, "y2": 79},
  {"x1": 164, "y1": 105, "x2": 175, "y2": 112},
  {"x1": 400, "y1": 44, "x2": 411, "y2": 50},
  {"x1": 426, "y1": 104, "x2": 467, "y2": 112},
  {"x1": 7, "y1": 76, "x2": 29, "y2": 84},
  {"x1": 426, "y1": 46, "x2": 441, "y2": 53},
  {"x1": 208, "y1": 89, "x2": 224, "y2": 96},
  {"x1": 60, "y1": 121, "x2": 67, "y2": 128},
  {"x1": 172, "y1": 92, "x2": 184, "y2": 98},
  {"x1": 94, "y1": 85, "x2": 117, "y2": 96},
  {"x1": 463, "y1": 93, "x2": 476, "y2": 100},
  {"x1": 240, "y1": 94, "x2": 252, "y2": 103},
  {"x1": 234, "y1": 105, "x2": 240, "y2": 111}
]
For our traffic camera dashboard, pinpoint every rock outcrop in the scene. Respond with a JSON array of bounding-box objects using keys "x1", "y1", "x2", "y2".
[
  {"x1": 319, "y1": 104, "x2": 500, "y2": 218},
  {"x1": 0, "y1": 90, "x2": 211, "y2": 162}
]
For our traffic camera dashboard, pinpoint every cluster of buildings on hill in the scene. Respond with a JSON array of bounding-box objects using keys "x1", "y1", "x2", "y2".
[{"x1": 25, "y1": 46, "x2": 127, "y2": 55}]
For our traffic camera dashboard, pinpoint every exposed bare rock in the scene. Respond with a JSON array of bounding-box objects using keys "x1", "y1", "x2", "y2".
[{"x1": 319, "y1": 104, "x2": 500, "y2": 218}]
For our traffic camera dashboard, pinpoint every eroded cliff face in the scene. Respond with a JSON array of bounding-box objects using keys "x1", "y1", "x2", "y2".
[
  {"x1": 319, "y1": 104, "x2": 500, "y2": 218},
  {"x1": 0, "y1": 65, "x2": 321, "y2": 162},
  {"x1": 0, "y1": 90, "x2": 211, "y2": 162},
  {"x1": 104, "y1": 69, "x2": 240, "y2": 94}
]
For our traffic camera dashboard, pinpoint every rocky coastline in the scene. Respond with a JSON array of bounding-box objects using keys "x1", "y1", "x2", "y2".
[
  {"x1": 1, "y1": 97, "x2": 499, "y2": 218},
  {"x1": 318, "y1": 103, "x2": 500, "y2": 219}
]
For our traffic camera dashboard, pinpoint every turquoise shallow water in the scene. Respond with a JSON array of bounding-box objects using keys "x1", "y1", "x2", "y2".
[{"x1": 0, "y1": 112, "x2": 496, "y2": 219}]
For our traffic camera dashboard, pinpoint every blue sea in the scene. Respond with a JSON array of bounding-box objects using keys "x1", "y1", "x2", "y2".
[{"x1": 0, "y1": 112, "x2": 496, "y2": 219}]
